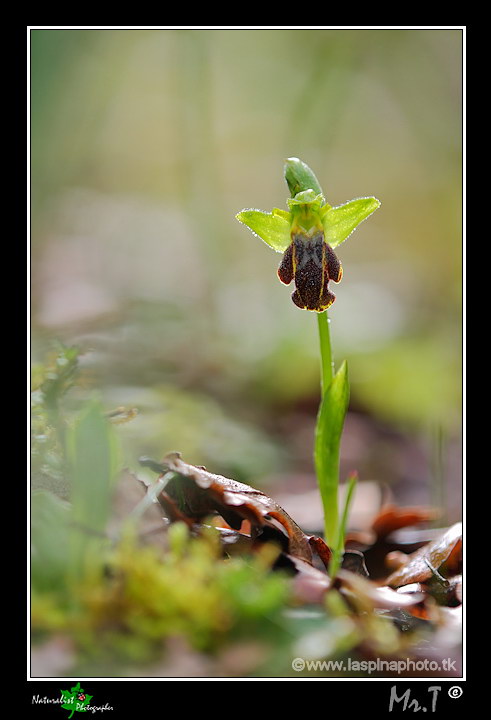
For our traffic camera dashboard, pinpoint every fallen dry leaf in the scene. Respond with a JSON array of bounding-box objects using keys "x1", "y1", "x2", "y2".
[
  {"x1": 146, "y1": 452, "x2": 332, "y2": 567},
  {"x1": 425, "y1": 574, "x2": 462, "y2": 607},
  {"x1": 287, "y1": 558, "x2": 424, "y2": 610},
  {"x1": 345, "y1": 503, "x2": 441, "y2": 580},
  {"x1": 336, "y1": 570, "x2": 425, "y2": 613},
  {"x1": 386, "y1": 522, "x2": 462, "y2": 588},
  {"x1": 287, "y1": 555, "x2": 332, "y2": 604},
  {"x1": 371, "y1": 505, "x2": 439, "y2": 539},
  {"x1": 341, "y1": 549, "x2": 369, "y2": 577}
]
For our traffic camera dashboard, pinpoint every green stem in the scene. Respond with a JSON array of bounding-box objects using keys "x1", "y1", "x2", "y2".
[
  {"x1": 317, "y1": 310, "x2": 335, "y2": 545},
  {"x1": 317, "y1": 311, "x2": 334, "y2": 392},
  {"x1": 314, "y1": 310, "x2": 344, "y2": 549}
]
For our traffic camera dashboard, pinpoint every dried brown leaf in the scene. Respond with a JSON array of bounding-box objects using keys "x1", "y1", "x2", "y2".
[
  {"x1": 288, "y1": 555, "x2": 332, "y2": 604},
  {"x1": 386, "y1": 522, "x2": 462, "y2": 588},
  {"x1": 345, "y1": 503, "x2": 442, "y2": 580},
  {"x1": 156, "y1": 452, "x2": 321, "y2": 564},
  {"x1": 336, "y1": 570, "x2": 425, "y2": 612},
  {"x1": 371, "y1": 504, "x2": 439, "y2": 539}
]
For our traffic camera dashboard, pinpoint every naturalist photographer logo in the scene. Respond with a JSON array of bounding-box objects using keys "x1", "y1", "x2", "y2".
[
  {"x1": 60, "y1": 682, "x2": 93, "y2": 717},
  {"x1": 32, "y1": 682, "x2": 113, "y2": 716}
]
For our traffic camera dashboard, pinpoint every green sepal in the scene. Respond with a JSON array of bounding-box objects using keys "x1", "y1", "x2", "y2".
[
  {"x1": 235, "y1": 209, "x2": 291, "y2": 253},
  {"x1": 321, "y1": 197, "x2": 381, "y2": 249},
  {"x1": 284, "y1": 157, "x2": 324, "y2": 199},
  {"x1": 272, "y1": 207, "x2": 291, "y2": 221}
]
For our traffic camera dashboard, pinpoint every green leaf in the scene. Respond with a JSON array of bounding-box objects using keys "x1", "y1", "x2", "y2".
[
  {"x1": 66, "y1": 396, "x2": 120, "y2": 576},
  {"x1": 67, "y1": 396, "x2": 119, "y2": 533},
  {"x1": 330, "y1": 471, "x2": 358, "y2": 577},
  {"x1": 322, "y1": 197, "x2": 381, "y2": 248},
  {"x1": 236, "y1": 209, "x2": 291, "y2": 253},
  {"x1": 314, "y1": 360, "x2": 350, "y2": 546},
  {"x1": 31, "y1": 490, "x2": 71, "y2": 591},
  {"x1": 60, "y1": 683, "x2": 93, "y2": 718}
]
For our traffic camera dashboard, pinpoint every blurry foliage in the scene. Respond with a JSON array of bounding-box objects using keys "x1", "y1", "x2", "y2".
[
  {"x1": 31, "y1": 340, "x2": 284, "y2": 498},
  {"x1": 66, "y1": 396, "x2": 121, "y2": 578},
  {"x1": 32, "y1": 520, "x2": 291, "y2": 672},
  {"x1": 31, "y1": 490, "x2": 71, "y2": 592},
  {"x1": 30, "y1": 349, "x2": 289, "y2": 673},
  {"x1": 349, "y1": 333, "x2": 461, "y2": 428},
  {"x1": 31, "y1": 348, "x2": 121, "y2": 585},
  {"x1": 31, "y1": 344, "x2": 80, "y2": 496},
  {"x1": 30, "y1": 350, "x2": 425, "y2": 677},
  {"x1": 105, "y1": 384, "x2": 285, "y2": 485}
]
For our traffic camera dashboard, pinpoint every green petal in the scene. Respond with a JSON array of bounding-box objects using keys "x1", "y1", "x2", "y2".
[
  {"x1": 287, "y1": 190, "x2": 325, "y2": 209},
  {"x1": 322, "y1": 197, "x2": 381, "y2": 249},
  {"x1": 236, "y1": 209, "x2": 291, "y2": 253}
]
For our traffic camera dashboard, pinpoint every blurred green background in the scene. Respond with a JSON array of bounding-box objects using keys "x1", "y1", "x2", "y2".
[{"x1": 30, "y1": 28, "x2": 462, "y2": 524}]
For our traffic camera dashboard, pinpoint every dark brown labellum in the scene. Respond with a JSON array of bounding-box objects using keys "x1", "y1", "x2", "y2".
[{"x1": 277, "y1": 232, "x2": 342, "y2": 312}]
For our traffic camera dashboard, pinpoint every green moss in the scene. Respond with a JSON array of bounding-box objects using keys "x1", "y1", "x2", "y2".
[{"x1": 32, "y1": 524, "x2": 290, "y2": 667}]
